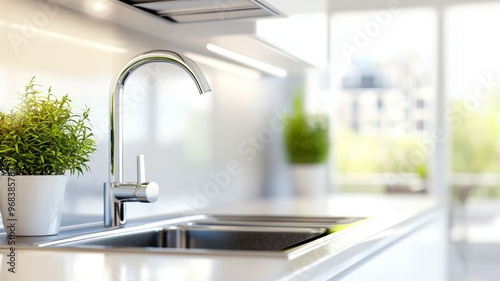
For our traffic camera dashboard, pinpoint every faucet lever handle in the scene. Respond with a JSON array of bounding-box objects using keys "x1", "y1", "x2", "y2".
[
  {"x1": 135, "y1": 154, "x2": 159, "y2": 203},
  {"x1": 137, "y1": 154, "x2": 145, "y2": 183},
  {"x1": 135, "y1": 182, "x2": 159, "y2": 203}
]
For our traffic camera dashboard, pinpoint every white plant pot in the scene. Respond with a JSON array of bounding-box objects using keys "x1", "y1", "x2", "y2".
[
  {"x1": 0, "y1": 175, "x2": 67, "y2": 236},
  {"x1": 292, "y1": 164, "x2": 328, "y2": 196}
]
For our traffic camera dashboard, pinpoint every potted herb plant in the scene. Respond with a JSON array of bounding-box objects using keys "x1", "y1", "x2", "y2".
[
  {"x1": 284, "y1": 90, "x2": 330, "y2": 196},
  {"x1": 0, "y1": 77, "x2": 96, "y2": 236}
]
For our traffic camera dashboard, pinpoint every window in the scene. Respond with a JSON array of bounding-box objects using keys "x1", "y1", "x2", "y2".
[
  {"x1": 447, "y1": 3, "x2": 500, "y2": 199},
  {"x1": 330, "y1": 8, "x2": 437, "y2": 192},
  {"x1": 416, "y1": 120, "x2": 425, "y2": 131},
  {"x1": 416, "y1": 99, "x2": 425, "y2": 108}
]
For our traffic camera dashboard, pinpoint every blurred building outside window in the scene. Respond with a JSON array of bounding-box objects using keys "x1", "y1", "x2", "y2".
[{"x1": 329, "y1": 8, "x2": 436, "y2": 194}]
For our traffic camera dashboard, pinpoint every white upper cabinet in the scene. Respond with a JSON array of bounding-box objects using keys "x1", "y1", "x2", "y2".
[
  {"x1": 256, "y1": 11, "x2": 328, "y2": 69},
  {"x1": 61, "y1": 0, "x2": 328, "y2": 75}
]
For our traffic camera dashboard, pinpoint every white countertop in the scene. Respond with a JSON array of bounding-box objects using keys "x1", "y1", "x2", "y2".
[{"x1": 0, "y1": 194, "x2": 440, "y2": 281}]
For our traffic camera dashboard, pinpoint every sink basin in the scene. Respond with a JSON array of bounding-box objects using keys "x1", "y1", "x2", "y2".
[
  {"x1": 44, "y1": 225, "x2": 327, "y2": 251},
  {"x1": 37, "y1": 215, "x2": 367, "y2": 254}
]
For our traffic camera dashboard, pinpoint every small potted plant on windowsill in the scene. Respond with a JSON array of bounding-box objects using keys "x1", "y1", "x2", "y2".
[
  {"x1": 0, "y1": 77, "x2": 96, "y2": 236},
  {"x1": 284, "y1": 90, "x2": 330, "y2": 196}
]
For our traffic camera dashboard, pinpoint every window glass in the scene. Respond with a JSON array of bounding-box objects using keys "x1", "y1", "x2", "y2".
[
  {"x1": 330, "y1": 8, "x2": 437, "y2": 192},
  {"x1": 447, "y1": 3, "x2": 500, "y2": 199}
]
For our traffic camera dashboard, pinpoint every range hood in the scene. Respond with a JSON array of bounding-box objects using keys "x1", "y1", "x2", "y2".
[{"x1": 119, "y1": 0, "x2": 281, "y2": 23}]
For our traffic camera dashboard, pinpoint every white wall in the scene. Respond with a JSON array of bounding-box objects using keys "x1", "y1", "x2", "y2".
[{"x1": 0, "y1": 0, "x2": 300, "y2": 219}]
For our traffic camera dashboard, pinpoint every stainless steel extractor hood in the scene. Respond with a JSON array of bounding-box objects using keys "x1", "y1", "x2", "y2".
[{"x1": 119, "y1": 0, "x2": 281, "y2": 23}]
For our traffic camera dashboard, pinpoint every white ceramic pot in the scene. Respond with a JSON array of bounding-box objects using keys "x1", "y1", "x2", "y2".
[
  {"x1": 0, "y1": 175, "x2": 67, "y2": 236},
  {"x1": 292, "y1": 164, "x2": 328, "y2": 196}
]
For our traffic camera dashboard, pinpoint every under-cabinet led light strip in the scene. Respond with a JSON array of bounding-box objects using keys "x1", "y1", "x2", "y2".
[
  {"x1": 186, "y1": 52, "x2": 261, "y2": 79},
  {"x1": 206, "y1": 43, "x2": 287, "y2": 78}
]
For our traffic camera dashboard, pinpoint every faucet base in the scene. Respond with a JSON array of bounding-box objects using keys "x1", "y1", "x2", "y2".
[{"x1": 104, "y1": 182, "x2": 126, "y2": 227}]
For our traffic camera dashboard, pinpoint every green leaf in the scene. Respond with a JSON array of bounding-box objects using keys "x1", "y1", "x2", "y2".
[
  {"x1": 284, "y1": 89, "x2": 329, "y2": 164},
  {"x1": 0, "y1": 77, "x2": 97, "y2": 176}
]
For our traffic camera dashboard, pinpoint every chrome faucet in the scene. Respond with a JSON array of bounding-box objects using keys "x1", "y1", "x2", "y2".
[{"x1": 104, "y1": 50, "x2": 211, "y2": 227}]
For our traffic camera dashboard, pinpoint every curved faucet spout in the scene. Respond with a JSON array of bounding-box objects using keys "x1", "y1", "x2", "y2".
[
  {"x1": 112, "y1": 50, "x2": 211, "y2": 101},
  {"x1": 105, "y1": 50, "x2": 211, "y2": 227}
]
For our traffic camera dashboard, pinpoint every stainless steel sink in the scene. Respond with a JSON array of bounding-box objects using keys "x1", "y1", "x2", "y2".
[
  {"x1": 37, "y1": 215, "x2": 367, "y2": 254},
  {"x1": 42, "y1": 224, "x2": 327, "y2": 251}
]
